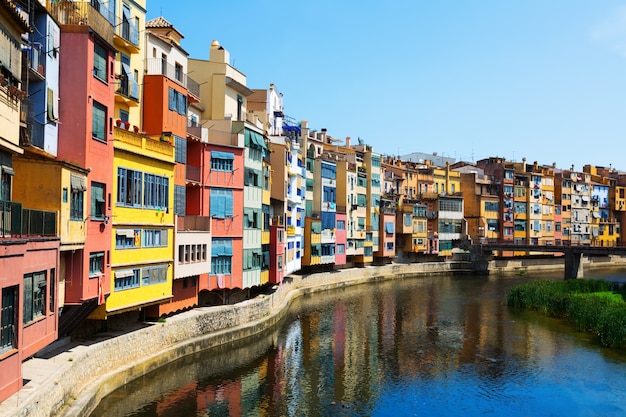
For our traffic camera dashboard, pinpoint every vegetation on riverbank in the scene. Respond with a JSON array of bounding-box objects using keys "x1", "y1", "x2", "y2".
[{"x1": 506, "y1": 279, "x2": 626, "y2": 348}]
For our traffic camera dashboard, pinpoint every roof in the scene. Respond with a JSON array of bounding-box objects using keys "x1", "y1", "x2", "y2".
[
  {"x1": 1, "y1": 0, "x2": 30, "y2": 33},
  {"x1": 146, "y1": 16, "x2": 173, "y2": 29}
]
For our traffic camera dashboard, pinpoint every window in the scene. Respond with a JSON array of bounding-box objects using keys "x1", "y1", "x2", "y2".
[
  {"x1": 243, "y1": 249, "x2": 261, "y2": 271},
  {"x1": 91, "y1": 182, "x2": 106, "y2": 220},
  {"x1": 117, "y1": 167, "x2": 142, "y2": 206},
  {"x1": 211, "y1": 151, "x2": 234, "y2": 171},
  {"x1": 116, "y1": 229, "x2": 138, "y2": 248},
  {"x1": 114, "y1": 269, "x2": 140, "y2": 291},
  {"x1": 23, "y1": 271, "x2": 46, "y2": 324},
  {"x1": 174, "y1": 185, "x2": 185, "y2": 216},
  {"x1": 92, "y1": 101, "x2": 107, "y2": 142},
  {"x1": 142, "y1": 265, "x2": 168, "y2": 286},
  {"x1": 1, "y1": 286, "x2": 17, "y2": 353},
  {"x1": 321, "y1": 162, "x2": 336, "y2": 179},
  {"x1": 143, "y1": 173, "x2": 169, "y2": 209},
  {"x1": 119, "y1": 109, "x2": 129, "y2": 123},
  {"x1": 336, "y1": 220, "x2": 345, "y2": 230},
  {"x1": 174, "y1": 62, "x2": 182, "y2": 81},
  {"x1": 49, "y1": 269, "x2": 55, "y2": 313},
  {"x1": 174, "y1": 135, "x2": 186, "y2": 164},
  {"x1": 321, "y1": 212, "x2": 335, "y2": 230},
  {"x1": 144, "y1": 229, "x2": 168, "y2": 247},
  {"x1": 168, "y1": 87, "x2": 187, "y2": 115},
  {"x1": 68, "y1": 175, "x2": 87, "y2": 221},
  {"x1": 1, "y1": 168, "x2": 12, "y2": 201},
  {"x1": 244, "y1": 208, "x2": 261, "y2": 229},
  {"x1": 89, "y1": 252, "x2": 104, "y2": 277},
  {"x1": 484, "y1": 201, "x2": 499, "y2": 212},
  {"x1": 439, "y1": 198, "x2": 462, "y2": 212},
  {"x1": 210, "y1": 188, "x2": 234, "y2": 219},
  {"x1": 336, "y1": 244, "x2": 345, "y2": 255},
  {"x1": 93, "y1": 43, "x2": 107, "y2": 81}
]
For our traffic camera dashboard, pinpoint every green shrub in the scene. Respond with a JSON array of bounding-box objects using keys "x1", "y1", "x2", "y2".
[{"x1": 506, "y1": 279, "x2": 626, "y2": 348}]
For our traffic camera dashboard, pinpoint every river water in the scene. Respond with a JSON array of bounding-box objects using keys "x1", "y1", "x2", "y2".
[{"x1": 91, "y1": 270, "x2": 626, "y2": 417}]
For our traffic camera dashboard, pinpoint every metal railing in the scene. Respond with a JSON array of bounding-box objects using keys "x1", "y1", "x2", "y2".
[
  {"x1": 47, "y1": 1, "x2": 114, "y2": 46},
  {"x1": 27, "y1": 44, "x2": 46, "y2": 78},
  {"x1": 144, "y1": 59, "x2": 200, "y2": 97},
  {"x1": 1, "y1": 200, "x2": 57, "y2": 238}
]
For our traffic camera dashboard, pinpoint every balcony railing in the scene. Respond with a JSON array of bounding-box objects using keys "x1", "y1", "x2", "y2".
[
  {"x1": 1, "y1": 200, "x2": 57, "y2": 238},
  {"x1": 186, "y1": 165, "x2": 200, "y2": 183},
  {"x1": 177, "y1": 215, "x2": 210, "y2": 232},
  {"x1": 115, "y1": 14, "x2": 138, "y2": 46},
  {"x1": 26, "y1": 44, "x2": 46, "y2": 79},
  {"x1": 145, "y1": 59, "x2": 200, "y2": 97},
  {"x1": 47, "y1": 1, "x2": 114, "y2": 46}
]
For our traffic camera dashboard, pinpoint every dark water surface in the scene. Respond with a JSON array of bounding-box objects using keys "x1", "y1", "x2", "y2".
[{"x1": 92, "y1": 271, "x2": 626, "y2": 417}]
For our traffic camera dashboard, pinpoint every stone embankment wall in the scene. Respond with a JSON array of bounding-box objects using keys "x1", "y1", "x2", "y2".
[{"x1": 1, "y1": 256, "x2": 625, "y2": 417}]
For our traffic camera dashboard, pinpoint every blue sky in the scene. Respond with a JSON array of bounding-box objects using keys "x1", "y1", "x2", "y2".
[{"x1": 147, "y1": 1, "x2": 626, "y2": 171}]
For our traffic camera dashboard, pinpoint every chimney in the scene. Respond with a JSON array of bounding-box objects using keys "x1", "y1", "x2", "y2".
[
  {"x1": 321, "y1": 128, "x2": 327, "y2": 143},
  {"x1": 209, "y1": 40, "x2": 229, "y2": 64},
  {"x1": 345, "y1": 136, "x2": 351, "y2": 147},
  {"x1": 522, "y1": 157, "x2": 527, "y2": 172}
]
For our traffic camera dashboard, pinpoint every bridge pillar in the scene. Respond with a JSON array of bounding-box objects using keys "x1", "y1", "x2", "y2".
[{"x1": 564, "y1": 251, "x2": 584, "y2": 279}]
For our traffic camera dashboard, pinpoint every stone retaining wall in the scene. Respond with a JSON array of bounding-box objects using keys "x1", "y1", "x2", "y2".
[{"x1": 1, "y1": 257, "x2": 625, "y2": 417}]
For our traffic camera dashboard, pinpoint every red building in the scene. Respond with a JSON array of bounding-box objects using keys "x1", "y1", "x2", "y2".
[
  {"x1": 50, "y1": 2, "x2": 116, "y2": 328},
  {"x1": 0, "y1": 1, "x2": 60, "y2": 401}
]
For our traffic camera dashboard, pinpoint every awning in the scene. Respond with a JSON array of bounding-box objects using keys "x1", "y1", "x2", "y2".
[
  {"x1": 245, "y1": 129, "x2": 267, "y2": 150},
  {"x1": 385, "y1": 222, "x2": 395, "y2": 234},
  {"x1": 116, "y1": 229, "x2": 135, "y2": 238},
  {"x1": 592, "y1": 212, "x2": 600, "y2": 218},
  {"x1": 70, "y1": 175, "x2": 87, "y2": 191},
  {"x1": 1, "y1": 165, "x2": 14, "y2": 176},
  {"x1": 115, "y1": 269, "x2": 135, "y2": 279},
  {"x1": 211, "y1": 150, "x2": 234, "y2": 160},
  {"x1": 582, "y1": 195, "x2": 590, "y2": 202}
]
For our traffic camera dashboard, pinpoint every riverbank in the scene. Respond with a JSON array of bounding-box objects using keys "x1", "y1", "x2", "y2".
[{"x1": 1, "y1": 256, "x2": 626, "y2": 417}]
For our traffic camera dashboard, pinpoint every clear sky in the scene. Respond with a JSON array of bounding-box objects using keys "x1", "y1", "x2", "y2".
[{"x1": 147, "y1": 1, "x2": 626, "y2": 171}]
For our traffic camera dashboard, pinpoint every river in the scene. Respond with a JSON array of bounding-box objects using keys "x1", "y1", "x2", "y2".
[{"x1": 91, "y1": 270, "x2": 626, "y2": 417}]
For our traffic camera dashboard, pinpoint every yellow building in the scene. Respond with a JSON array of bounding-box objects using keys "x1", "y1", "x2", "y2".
[
  {"x1": 261, "y1": 156, "x2": 271, "y2": 285},
  {"x1": 113, "y1": 0, "x2": 145, "y2": 129},
  {"x1": 90, "y1": 128, "x2": 175, "y2": 319}
]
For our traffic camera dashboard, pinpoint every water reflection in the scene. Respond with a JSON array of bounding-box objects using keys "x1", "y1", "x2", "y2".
[{"x1": 92, "y1": 273, "x2": 626, "y2": 417}]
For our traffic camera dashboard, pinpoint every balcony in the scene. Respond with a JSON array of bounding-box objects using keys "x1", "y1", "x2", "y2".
[
  {"x1": 47, "y1": 0, "x2": 114, "y2": 47},
  {"x1": 115, "y1": 72, "x2": 139, "y2": 104},
  {"x1": 113, "y1": 126, "x2": 174, "y2": 161},
  {"x1": 186, "y1": 165, "x2": 200, "y2": 184},
  {"x1": 1, "y1": 200, "x2": 57, "y2": 239},
  {"x1": 177, "y1": 215, "x2": 210, "y2": 232},
  {"x1": 25, "y1": 44, "x2": 46, "y2": 80},
  {"x1": 187, "y1": 124, "x2": 208, "y2": 142},
  {"x1": 145, "y1": 59, "x2": 200, "y2": 99},
  {"x1": 113, "y1": 13, "x2": 139, "y2": 53}
]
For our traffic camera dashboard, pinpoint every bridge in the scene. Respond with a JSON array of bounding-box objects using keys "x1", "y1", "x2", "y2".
[{"x1": 477, "y1": 243, "x2": 626, "y2": 279}]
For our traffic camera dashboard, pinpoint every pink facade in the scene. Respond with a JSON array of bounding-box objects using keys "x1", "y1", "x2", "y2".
[
  {"x1": 380, "y1": 213, "x2": 397, "y2": 257},
  {"x1": 203, "y1": 145, "x2": 245, "y2": 291},
  {"x1": 0, "y1": 238, "x2": 59, "y2": 402},
  {"x1": 269, "y1": 224, "x2": 285, "y2": 284},
  {"x1": 57, "y1": 30, "x2": 115, "y2": 305},
  {"x1": 334, "y1": 212, "x2": 347, "y2": 265}
]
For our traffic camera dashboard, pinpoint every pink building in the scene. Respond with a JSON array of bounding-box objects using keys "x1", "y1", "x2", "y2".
[
  {"x1": 186, "y1": 142, "x2": 245, "y2": 301},
  {"x1": 334, "y1": 212, "x2": 347, "y2": 266},
  {"x1": 269, "y1": 224, "x2": 285, "y2": 284}
]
